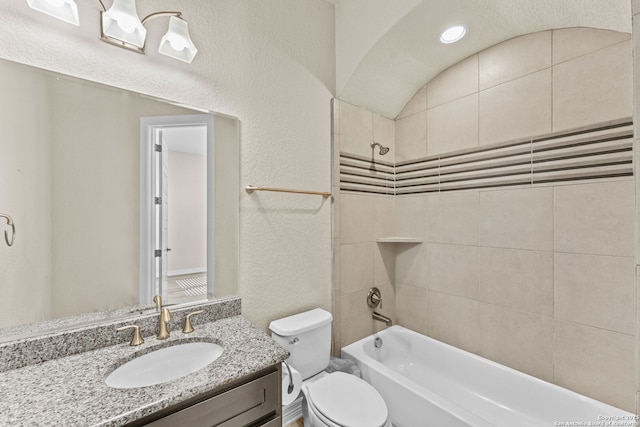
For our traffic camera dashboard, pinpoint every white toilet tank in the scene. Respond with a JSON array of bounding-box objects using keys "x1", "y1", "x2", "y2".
[{"x1": 269, "y1": 308, "x2": 333, "y2": 380}]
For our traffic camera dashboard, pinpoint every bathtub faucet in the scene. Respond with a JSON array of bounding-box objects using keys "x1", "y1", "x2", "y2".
[{"x1": 372, "y1": 311, "x2": 393, "y2": 326}]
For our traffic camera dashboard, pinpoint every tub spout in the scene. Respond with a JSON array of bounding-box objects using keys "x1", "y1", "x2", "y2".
[{"x1": 372, "y1": 311, "x2": 392, "y2": 326}]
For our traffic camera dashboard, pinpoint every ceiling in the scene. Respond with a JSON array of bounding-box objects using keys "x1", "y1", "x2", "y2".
[{"x1": 331, "y1": 0, "x2": 632, "y2": 118}]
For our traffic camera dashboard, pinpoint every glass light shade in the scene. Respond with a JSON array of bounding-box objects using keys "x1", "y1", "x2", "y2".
[
  {"x1": 439, "y1": 25, "x2": 467, "y2": 44},
  {"x1": 26, "y1": 0, "x2": 79, "y2": 26},
  {"x1": 101, "y1": 0, "x2": 147, "y2": 49},
  {"x1": 158, "y1": 16, "x2": 198, "y2": 63}
]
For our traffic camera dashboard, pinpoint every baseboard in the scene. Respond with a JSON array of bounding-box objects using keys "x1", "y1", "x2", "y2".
[
  {"x1": 168, "y1": 268, "x2": 206, "y2": 277},
  {"x1": 282, "y1": 396, "x2": 304, "y2": 425}
]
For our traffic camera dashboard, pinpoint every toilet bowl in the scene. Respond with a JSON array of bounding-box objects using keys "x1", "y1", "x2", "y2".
[
  {"x1": 302, "y1": 372, "x2": 391, "y2": 427},
  {"x1": 269, "y1": 309, "x2": 390, "y2": 427}
]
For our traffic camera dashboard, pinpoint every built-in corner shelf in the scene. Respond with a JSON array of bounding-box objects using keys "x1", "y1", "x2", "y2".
[{"x1": 376, "y1": 237, "x2": 423, "y2": 244}]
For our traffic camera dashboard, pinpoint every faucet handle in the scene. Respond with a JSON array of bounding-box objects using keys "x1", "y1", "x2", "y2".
[
  {"x1": 367, "y1": 287, "x2": 382, "y2": 309},
  {"x1": 153, "y1": 295, "x2": 162, "y2": 311},
  {"x1": 117, "y1": 325, "x2": 144, "y2": 346},
  {"x1": 183, "y1": 310, "x2": 204, "y2": 334}
]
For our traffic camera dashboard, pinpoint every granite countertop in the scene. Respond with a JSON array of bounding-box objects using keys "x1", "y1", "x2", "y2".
[{"x1": 0, "y1": 315, "x2": 289, "y2": 426}]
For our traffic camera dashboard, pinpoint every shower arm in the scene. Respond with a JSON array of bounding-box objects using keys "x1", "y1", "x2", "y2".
[{"x1": 371, "y1": 141, "x2": 390, "y2": 155}]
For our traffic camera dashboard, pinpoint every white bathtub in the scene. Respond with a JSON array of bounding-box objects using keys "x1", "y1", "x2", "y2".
[{"x1": 342, "y1": 325, "x2": 636, "y2": 427}]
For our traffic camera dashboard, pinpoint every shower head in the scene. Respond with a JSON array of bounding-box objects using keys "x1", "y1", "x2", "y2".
[{"x1": 371, "y1": 142, "x2": 390, "y2": 156}]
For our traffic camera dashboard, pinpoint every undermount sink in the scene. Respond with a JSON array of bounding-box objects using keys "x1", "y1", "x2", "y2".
[{"x1": 105, "y1": 342, "x2": 224, "y2": 389}]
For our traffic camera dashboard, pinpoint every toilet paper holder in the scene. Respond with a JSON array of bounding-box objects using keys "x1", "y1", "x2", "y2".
[{"x1": 283, "y1": 361, "x2": 295, "y2": 394}]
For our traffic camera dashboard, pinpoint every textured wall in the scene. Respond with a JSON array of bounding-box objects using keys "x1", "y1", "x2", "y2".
[{"x1": 0, "y1": 0, "x2": 335, "y2": 331}]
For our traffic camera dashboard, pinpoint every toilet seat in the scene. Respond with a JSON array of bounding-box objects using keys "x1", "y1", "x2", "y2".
[{"x1": 304, "y1": 372, "x2": 389, "y2": 427}]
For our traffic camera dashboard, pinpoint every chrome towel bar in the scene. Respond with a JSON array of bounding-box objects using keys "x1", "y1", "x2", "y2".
[{"x1": 245, "y1": 185, "x2": 331, "y2": 199}]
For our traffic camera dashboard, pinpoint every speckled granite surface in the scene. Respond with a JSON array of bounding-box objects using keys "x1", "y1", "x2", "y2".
[
  {"x1": 0, "y1": 315, "x2": 289, "y2": 426},
  {"x1": 0, "y1": 297, "x2": 242, "y2": 372}
]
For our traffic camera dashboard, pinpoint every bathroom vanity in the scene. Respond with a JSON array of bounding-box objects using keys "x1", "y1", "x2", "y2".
[
  {"x1": 0, "y1": 298, "x2": 288, "y2": 426},
  {"x1": 136, "y1": 368, "x2": 280, "y2": 426}
]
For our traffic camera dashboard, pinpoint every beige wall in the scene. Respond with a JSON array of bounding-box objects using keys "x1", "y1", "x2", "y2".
[
  {"x1": 50, "y1": 78, "x2": 195, "y2": 319},
  {"x1": 213, "y1": 115, "x2": 239, "y2": 299},
  {"x1": 632, "y1": 0, "x2": 640, "y2": 415},
  {"x1": 336, "y1": 28, "x2": 636, "y2": 412},
  {"x1": 396, "y1": 28, "x2": 632, "y2": 158},
  {"x1": 167, "y1": 150, "x2": 207, "y2": 274},
  {"x1": 0, "y1": 60, "x2": 52, "y2": 327},
  {"x1": 332, "y1": 99, "x2": 396, "y2": 352}
]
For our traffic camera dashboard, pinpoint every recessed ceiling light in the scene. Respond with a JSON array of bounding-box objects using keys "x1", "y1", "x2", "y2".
[{"x1": 439, "y1": 25, "x2": 466, "y2": 44}]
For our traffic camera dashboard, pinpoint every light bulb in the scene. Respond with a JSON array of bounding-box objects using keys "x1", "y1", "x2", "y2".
[
  {"x1": 439, "y1": 25, "x2": 467, "y2": 44},
  {"x1": 101, "y1": 0, "x2": 146, "y2": 48},
  {"x1": 116, "y1": 15, "x2": 138, "y2": 34},
  {"x1": 26, "y1": 0, "x2": 79, "y2": 25},
  {"x1": 159, "y1": 16, "x2": 198, "y2": 63},
  {"x1": 168, "y1": 37, "x2": 187, "y2": 52}
]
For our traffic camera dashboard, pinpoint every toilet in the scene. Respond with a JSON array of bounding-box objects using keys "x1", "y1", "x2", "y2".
[{"x1": 269, "y1": 308, "x2": 391, "y2": 427}]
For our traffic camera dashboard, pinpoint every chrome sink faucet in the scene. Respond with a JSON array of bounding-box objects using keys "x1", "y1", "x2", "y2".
[{"x1": 153, "y1": 295, "x2": 172, "y2": 340}]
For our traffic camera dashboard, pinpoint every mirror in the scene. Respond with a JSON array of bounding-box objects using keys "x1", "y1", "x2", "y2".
[{"x1": 0, "y1": 57, "x2": 238, "y2": 335}]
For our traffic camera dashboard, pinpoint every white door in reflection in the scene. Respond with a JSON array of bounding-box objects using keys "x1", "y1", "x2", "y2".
[
  {"x1": 159, "y1": 126, "x2": 207, "y2": 303},
  {"x1": 140, "y1": 114, "x2": 214, "y2": 307}
]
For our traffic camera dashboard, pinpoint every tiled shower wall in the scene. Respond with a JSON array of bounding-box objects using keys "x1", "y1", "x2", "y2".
[
  {"x1": 331, "y1": 100, "x2": 397, "y2": 352},
  {"x1": 334, "y1": 27, "x2": 636, "y2": 412}
]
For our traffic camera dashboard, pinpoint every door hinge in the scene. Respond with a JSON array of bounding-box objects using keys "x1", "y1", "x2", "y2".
[
  {"x1": 155, "y1": 144, "x2": 162, "y2": 152},
  {"x1": 154, "y1": 249, "x2": 162, "y2": 257},
  {"x1": 155, "y1": 197, "x2": 162, "y2": 205}
]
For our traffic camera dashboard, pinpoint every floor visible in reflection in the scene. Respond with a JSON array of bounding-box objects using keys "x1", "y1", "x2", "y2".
[
  {"x1": 165, "y1": 272, "x2": 207, "y2": 305},
  {"x1": 284, "y1": 419, "x2": 304, "y2": 427}
]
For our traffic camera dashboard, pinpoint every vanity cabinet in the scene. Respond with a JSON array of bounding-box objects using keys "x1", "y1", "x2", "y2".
[{"x1": 129, "y1": 366, "x2": 281, "y2": 427}]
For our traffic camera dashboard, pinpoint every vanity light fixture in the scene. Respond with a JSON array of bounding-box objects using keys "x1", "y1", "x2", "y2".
[
  {"x1": 100, "y1": 0, "x2": 147, "y2": 49},
  {"x1": 26, "y1": 0, "x2": 198, "y2": 63},
  {"x1": 26, "y1": 0, "x2": 79, "y2": 26},
  {"x1": 158, "y1": 16, "x2": 198, "y2": 63},
  {"x1": 99, "y1": 1, "x2": 198, "y2": 63},
  {"x1": 439, "y1": 25, "x2": 467, "y2": 44}
]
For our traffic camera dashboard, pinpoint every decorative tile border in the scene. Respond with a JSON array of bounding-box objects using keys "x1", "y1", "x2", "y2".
[
  {"x1": 339, "y1": 153, "x2": 395, "y2": 195},
  {"x1": 340, "y1": 118, "x2": 633, "y2": 195}
]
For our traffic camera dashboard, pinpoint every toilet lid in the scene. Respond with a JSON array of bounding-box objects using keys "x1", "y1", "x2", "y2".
[{"x1": 306, "y1": 372, "x2": 388, "y2": 427}]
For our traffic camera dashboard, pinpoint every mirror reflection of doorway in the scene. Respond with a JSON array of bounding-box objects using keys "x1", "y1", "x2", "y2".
[
  {"x1": 155, "y1": 126, "x2": 208, "y2": 304},
  {"x1": 140, "y1": 113, "x2": 215, "y2": 307}
]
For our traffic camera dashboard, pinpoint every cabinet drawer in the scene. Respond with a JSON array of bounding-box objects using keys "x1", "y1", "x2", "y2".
[
  {"x1": 146, "y1": 371, "x2": 279, "y2": 427},
  {"x1": 259, "y1": 417, "x2": 281, "y2": 427}
]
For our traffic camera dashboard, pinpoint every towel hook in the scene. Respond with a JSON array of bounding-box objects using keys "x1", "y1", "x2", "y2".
[{"x1": 0, "y1": 214, "x2": 15, "y2": 247}]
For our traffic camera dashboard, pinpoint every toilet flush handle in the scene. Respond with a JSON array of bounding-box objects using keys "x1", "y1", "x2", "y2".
[{"x1": 289, "y1": 337, "x2": 300, "y2": 345}]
